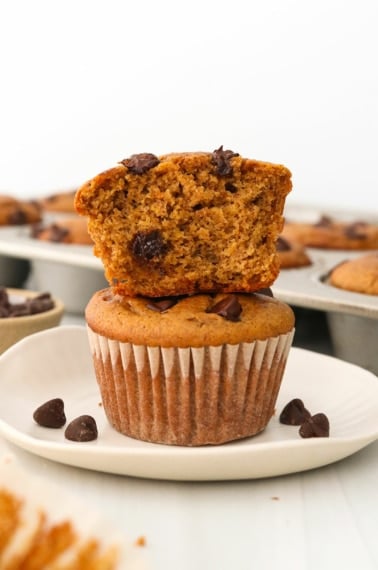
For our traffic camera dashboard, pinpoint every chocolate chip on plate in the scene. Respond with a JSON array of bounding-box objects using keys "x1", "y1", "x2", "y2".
[
  {"x1": 207, "y1": 295, "x2": 242, "y2": 322},
  {"x1": 299, "y1": 412, "x2": 330, "y2": 438},
  {"x1": 33, "y1": 398, "x2": 66, "y2": 428},
  {"x1": 64, "y1": 415, "x2": 98, "y2": 442},
  {"x1": 279, "y1": 398, "x2": 311, "y2": 426}
]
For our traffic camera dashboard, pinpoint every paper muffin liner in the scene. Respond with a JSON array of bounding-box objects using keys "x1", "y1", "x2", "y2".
[{"x1": 87, "y1": 327, "x2": 295, "y2": 446}]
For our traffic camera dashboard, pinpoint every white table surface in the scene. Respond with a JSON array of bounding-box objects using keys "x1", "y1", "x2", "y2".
[{"x1": 1, "y1": 314, "x2": 378, "y2": 570}]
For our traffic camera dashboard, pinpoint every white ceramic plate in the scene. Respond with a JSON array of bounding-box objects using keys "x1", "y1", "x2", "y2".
[{"x1": 0, "y1": 325, "x2": 377, "y2": 481}]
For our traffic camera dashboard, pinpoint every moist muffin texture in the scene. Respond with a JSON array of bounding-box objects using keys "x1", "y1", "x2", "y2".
[
  {"x1": 85, "y1": 289, "x2": 295, "y2": 445},
  {"x1": 329, "y1": 253, "x2": 378, "y2": 295},
  {"x1": 75, "y1": 149, "x2": 292, "y2": 297},
  {"x1": 282, "y1": 215, "x2": 378, "y2": 250}
]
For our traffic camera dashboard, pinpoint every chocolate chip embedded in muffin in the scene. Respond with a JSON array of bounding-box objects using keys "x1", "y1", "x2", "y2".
[
  {"x1": 211, "y1": 146, "x2": 239, "y2": 176},
  {"x1": 146, "y1": 297, "x2": 180, "y2": 313},
  {"x1": 130, "y1": 229, "x2": 170, "y2": 262},
  {"x1": 206, "y1": 294, "x2": 242, "y2": 322},
  {"x1": 120, "y1": 153, "x2": 160, "y2": 174},
  {"x1": 276, "y1": 236, "x2": 292, "y2": 252},
  {"x1": 344, "y1": 221, "x2": 368, "y2": 240}
]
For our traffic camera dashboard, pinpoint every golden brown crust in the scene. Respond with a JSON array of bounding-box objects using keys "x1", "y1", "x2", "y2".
[
  {"x1": 85, "y1": 288, "x2": 295, "y2": 347},
  {"x1": 329, "y1": 253, "x2": 378, "y2": 295},
  {"x1": 282, "y1": 217, "x2": 378, "y2": 250},
  {"x1": 0, "y1": 195, "x2": 42, "y2": 226},
  {"x1": 75, "y1": 151, "x2": 292, "y2": 297}
]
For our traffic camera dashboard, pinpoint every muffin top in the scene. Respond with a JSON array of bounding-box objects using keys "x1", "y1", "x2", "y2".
[
  {"x1": 86, "y1": 288, "x2": 295, "y2": 347},
  {"x1": 329, "y1": 253, "x2": 378, "y2": 295}
]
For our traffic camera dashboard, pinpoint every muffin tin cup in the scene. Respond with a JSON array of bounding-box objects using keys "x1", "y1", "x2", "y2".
[
  {"x1": 273, "y1": 248, "x2": 378, "y2": 376},
  {"x1": 87, "y1": 327, "x2": 294, "y2": 446}
]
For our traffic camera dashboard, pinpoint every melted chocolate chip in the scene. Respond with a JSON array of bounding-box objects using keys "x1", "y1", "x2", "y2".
[
  {"x1": 299, "y1": 413, "x2": 330, "y2": 438},
  {"x1": 33, "y1": 398, "x2": 66, "y2": 428},
  {"x1": 344, "y1": 221, "x2": 368, "y2": 240},
  {"x1": 276, "y1": 236, "x2": 292, "y2": 252},
  {"x1": 120, "y1": 153, "x2": 160, "y2": 174},
  {"x1": 207, "y1": 295, "x2": 242, "y2": 322},
  {"x1": 279, "y1": 398, "x2": 311, "y2": 426},
  {"x1": 146, "y1": 298, "x2": 179, "y2": 313},
  {"x1": 211, "y1": 146, "x2": 239, "y2": 176},
  {"x1": 130, "y1": 230, "x2": 169, "y2": 261},
  {"x1": 64, "y1": 415, "x2": 98, "y2": 442}
]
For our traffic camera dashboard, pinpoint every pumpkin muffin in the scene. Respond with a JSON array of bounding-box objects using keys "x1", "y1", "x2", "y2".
[
  {"x1": 75, "y1": 148, "x2": 292, "y2": 297},
  {"x1": 86, "y1": 288, "x2": 295, "y2": 446},
  {"x1": 328, "y1": 253, "x2": 378, "y2": 295}
]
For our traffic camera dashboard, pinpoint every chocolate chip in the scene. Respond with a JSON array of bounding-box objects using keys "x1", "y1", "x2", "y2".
[
  {"x1": 225, "y1": 182, "x2": 238, "y2": 193},
  {"x1": 120, "y1": 153, "x2": 160, "y2": 174},
  {"x1": 0, "y1": 289, "x2": 55, "y2": 318},
  {"x1": 314, "y1": 215, "x2": 333, "y2": 228},
  {"x1": 207, "y1": 295, "x2": 242, "y2": 322},
  {"x1": 299, "y1": 413, "x2": 330, "y2": 438},
  {"x1": 276, "y1": 236, "x2": 292, "y2": 252},
  {"x1": 279, "y1": 398, "x2": 311, "y2": 426},
  {"x1": 130, "y1": 230, "x2": 169, "y2": 261},
  {"x1": 7, "y1": 209, "x2": 27, "y2": 225},
  {"x1": 33, "y1": 398, "x2": 66, "y2": 428},
  {"x1": 65, "y1": 415, "x2": 98, "y2": 442},
  {"x1": 344, "y1": 221, "x2": 368, "y2": 240},
  {"x1": 211, "y1": 146, "x2": 239, "y2": 176},
  {"x1": 146, "y1": 298, "x2": 179, "y2": 313}
]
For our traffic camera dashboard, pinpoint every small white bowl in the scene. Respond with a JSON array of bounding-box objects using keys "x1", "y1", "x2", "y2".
[{"x1": 0, "y1": 288, "x2": 64, "y2": 355}]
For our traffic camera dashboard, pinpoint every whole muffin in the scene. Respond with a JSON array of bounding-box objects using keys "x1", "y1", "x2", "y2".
[
  {"x1": 86, "y1": 289, "x2": 295, "y2": 446},
  {"x1": 328, "y1": 253, "x2": 378, "y2": 295},
  {"x1": 75, "y1": 148, "x2": 292, "y2": 297}
]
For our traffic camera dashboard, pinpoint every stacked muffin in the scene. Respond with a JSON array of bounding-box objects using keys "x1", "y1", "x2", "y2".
[{"x1": 75, "y1": 147, "x2": 295, "y2": 446}]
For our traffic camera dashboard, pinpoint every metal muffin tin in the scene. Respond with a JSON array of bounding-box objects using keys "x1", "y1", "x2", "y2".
[{"x1": 273, "y1": 203, "x2": 378, "y2": 375}]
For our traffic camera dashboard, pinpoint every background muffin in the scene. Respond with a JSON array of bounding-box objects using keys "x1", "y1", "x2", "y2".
[{"x1": 328, "y1": 253, "x2": 378, "y2": 295}]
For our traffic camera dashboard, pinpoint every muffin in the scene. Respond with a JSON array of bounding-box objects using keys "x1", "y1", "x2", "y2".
[
  {"x1": 30, "y1": 216, "x2": 93, "y2": 245},
  {"x1": 282, "y1": 215, "x2": 378, "y2": 250},
  {"x1": 38, "y1": 189, "x2": 77, "y2": 213},
  {"x1": 75, "y1": 148, "x2": 292, "y2": 297},
  {"x1": 0, "y1": 195, "x2": 41, "y2": 226},
  {"x1": 85, "y1": 289, "x2": 295, "y2": 446},
  {"x1": 328, "y1": 253, "x2": 378, "y2": 295},
  {"x1": 276, "y1": 236, "x2": 312, "y2": 269}
]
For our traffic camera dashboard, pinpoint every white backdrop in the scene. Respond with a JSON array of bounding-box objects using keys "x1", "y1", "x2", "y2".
[{"x1": 0, "y1": 0, "x2": 377, "y2": 212}]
